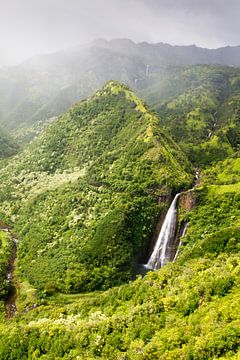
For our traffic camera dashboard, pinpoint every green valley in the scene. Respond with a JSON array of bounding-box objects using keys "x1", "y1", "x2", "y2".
[{"x1": 0, "y1": 63, "x2": 239, "y2": 359}]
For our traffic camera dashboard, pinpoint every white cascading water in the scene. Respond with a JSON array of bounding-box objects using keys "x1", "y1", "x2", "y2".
[
  {"x1": 173, "y1": 222, "x2": 188, "y2": 262},
  {"x1": 145, "y1": 193, "x2": 180, "y2": 270}
]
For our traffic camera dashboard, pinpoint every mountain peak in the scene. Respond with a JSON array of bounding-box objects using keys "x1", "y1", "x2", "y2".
[
  {"x1": 102, "y1": 80, "x2": 129, "y2": 91},
  {"x1": 93, "y1": 80, "x2": 130, "y2": 99},
  {"x1": 96, "y1": 80, "x2": 148, "y2": 113}
]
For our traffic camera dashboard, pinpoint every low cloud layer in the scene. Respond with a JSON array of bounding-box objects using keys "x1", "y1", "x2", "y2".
[{"x1": 1, "y1": 0, "x2": 240, "y2": 66}]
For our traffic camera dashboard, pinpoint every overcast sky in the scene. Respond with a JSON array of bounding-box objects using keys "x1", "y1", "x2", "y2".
[{"x1": 1, "y1": 0, "x2": 240, "y2": 66}]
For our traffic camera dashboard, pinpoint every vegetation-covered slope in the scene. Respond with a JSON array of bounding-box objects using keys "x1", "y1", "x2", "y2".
[
  {"x1": 0, "y1": 64, "x2": 239, "y2": 359},
  {"x1": 153, "y1": 66, "x2": 240, "y2": 164},
  {"x1": 0, "y1": 81, "x2": 193, "y2": 294},
  {"x1": 2, "y1": 39, "x2": 240, "y2": 138},
  {"x1": 0, "y1": 154, "x2": 239, "y2": 359}
]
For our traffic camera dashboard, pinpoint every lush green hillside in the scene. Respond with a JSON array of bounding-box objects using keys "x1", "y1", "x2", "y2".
[
  {"x1": 2, "y1": 39, "x2": 240, "y2": 139},
  {"x1": 0, "y1": 67, "x2": 239, "y2": 359},
  {"x1": 0, "y1": 81, "x2": 193, "y2": 295},
  {"x1": 0, "y1": 155, "x2": 239, "y2": 359},
  {"x1": 153, "y1": 66, "x2": 240, "y2": 165}
]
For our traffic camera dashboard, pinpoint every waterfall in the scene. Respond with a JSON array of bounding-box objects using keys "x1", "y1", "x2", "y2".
[
  {"x1": 173, "y1": 222, "x2": 188, "y2": 262},
  {"x1": 145, "y1": 193, "x2": 180, "y2": 270}
]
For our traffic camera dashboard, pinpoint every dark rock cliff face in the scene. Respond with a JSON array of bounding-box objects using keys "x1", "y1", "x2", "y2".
[
  {"x1": 135, "y1": 187, "x2": 199, "y2": 276},
  {"x1": 137, "y1": 190, "x2": 198, "y2": 270},
  {"x1": 136, "y1": 189, "x2": 197, "y2": 267},
  {"x1": 144, "y1": 193, "x2": 174, "y2": 261},
  {"x1": 133, "y1": 192, "x2": 173, "y2": 275}
]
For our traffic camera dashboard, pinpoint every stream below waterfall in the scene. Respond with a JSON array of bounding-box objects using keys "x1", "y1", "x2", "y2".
[{"x1": 0, "y1": 225, "x2": 18, "y2": 319}]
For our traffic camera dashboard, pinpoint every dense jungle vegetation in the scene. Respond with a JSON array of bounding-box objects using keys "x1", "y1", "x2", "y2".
[
  {"x1": 0, "y1": 81, "x2": 193, "y2": 294},
  {"x1": 0, "y1": 64, "x2": 239, "y2": 359}
]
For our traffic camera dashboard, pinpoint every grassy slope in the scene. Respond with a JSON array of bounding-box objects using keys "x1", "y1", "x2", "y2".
[{"x1": 0, "y1": 81, "x2": 193, "y2": 294}]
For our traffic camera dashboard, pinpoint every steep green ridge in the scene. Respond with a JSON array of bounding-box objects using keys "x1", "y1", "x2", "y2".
[
  {"x1": 153, "y1": 66, "x2": 240, "y2": 165},
  {"x1": 2, "y1": 39, "x2": 240, "y2": 137},
  {"x1": 0, "y1": 157, "x2": 239, "y2": 359},
  {"x1": 0, "y1": 81, "x2": 193, "y2": 294}
]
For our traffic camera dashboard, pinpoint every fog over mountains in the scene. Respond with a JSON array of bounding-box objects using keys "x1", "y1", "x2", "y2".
[{"x1": 1, "y1": 39, "x2": 240, "y2": 137}]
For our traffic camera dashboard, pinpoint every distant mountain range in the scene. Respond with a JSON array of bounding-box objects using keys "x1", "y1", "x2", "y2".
[{"x1": 1, "y1": 39, "x2": 240, "y2": 137}]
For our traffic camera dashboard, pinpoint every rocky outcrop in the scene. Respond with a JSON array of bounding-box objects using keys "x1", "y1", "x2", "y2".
[{"x1": 179, "y1": 190, "x2": 197, "y2": 211}]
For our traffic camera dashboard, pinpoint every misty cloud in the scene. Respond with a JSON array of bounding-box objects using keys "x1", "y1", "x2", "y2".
[{"x1": 1, "y1": 0, "x2": 240, "y2": 66}]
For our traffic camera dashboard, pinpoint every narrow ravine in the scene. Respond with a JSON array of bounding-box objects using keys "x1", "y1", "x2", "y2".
[{"x1": 0, "y1": 225, "x2": 18, "y2": 319}]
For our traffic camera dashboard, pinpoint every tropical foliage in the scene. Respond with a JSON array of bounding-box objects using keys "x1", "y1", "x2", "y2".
[
  {"x1": 0, "y1": 81, "x2": 193, "y2": 294},
  {"x1": 0, "y1": 67, "x2": 239, "y2": 359}
]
